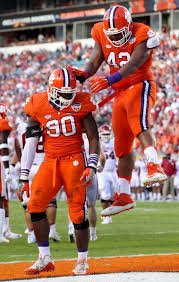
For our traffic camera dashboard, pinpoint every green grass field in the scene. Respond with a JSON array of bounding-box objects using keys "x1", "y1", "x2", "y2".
[{"x1": 1, "y1": 200, "x2": 179, "y2": 263}]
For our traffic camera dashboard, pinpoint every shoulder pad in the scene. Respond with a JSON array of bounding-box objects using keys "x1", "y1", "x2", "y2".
[{"x1": 147, "y1": 35, "x2": 160, "y2": 49}]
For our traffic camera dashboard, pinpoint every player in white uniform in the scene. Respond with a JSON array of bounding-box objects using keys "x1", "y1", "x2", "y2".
[
  {"x1": 16, "y1": 120, "x2": 60, "y2": 243},
  {"x1": 98, "y1": 125, "x2": 118, "y2": 224},
  {"x1": 174, "y1": 158, "x2": 179, "y2": 200}
]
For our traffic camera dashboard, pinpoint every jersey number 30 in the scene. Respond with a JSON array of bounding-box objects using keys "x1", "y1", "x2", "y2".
[{"x1": 46, "y1": 116, "x2": 76, "y2": 137}]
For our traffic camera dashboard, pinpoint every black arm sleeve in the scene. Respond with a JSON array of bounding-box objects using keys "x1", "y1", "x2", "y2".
[{"x1": 26, "y1": 125, "x2": 42, "y2": 138}]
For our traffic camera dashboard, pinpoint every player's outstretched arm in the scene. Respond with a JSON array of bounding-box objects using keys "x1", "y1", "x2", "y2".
[
  {"x1": 90, "y1": 40, "x2": 156, "y2": 93},
  {"x1": 67, "y1": 42, "x2": 104, "y2": 83}
]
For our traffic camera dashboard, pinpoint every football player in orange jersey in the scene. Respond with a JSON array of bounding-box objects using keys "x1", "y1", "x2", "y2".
[
  {"x1": 68, "y1": 5, "x2": 167, "y2": 217},
  {"x1": 17, "y1": 68, "x2": 100, "y2": 275}
]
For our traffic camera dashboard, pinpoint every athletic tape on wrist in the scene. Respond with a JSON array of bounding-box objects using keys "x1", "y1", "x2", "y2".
[
  {"x1": 0, "y1": 143, "x2": 8, "y2": 149},
  {"x1": 1, "y1": 155, "x2": 9, "y2": 161},
  {"x1": 88, "y1": 153, "x2": 99, "y2": 170}
]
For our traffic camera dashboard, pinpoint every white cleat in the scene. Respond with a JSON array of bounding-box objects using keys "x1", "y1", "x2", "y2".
[
  {"x1": 90, "y1": 233, "x2": 97, "y2": 241},
  {"x1": 72, "y1": 259, "x2": 89, "y2": 275},
  {"x1": 24, "y1": 228, "x2": 28, "y2": 234},
  {"x1": 24, "y1": 255, "x2": 55, "y2": 275},
  {"x1": 0, "y1": 236, "x2": 10, "y2": 243},
  {"x1": 101, "y1": 216, "x2": 112, "y2": 224},
  {"x1": 27, "y1": 231, "x2": 36, "y2": 244},
  {"x1": 49, "y1": 230, "x2": 60, "y2": 242},
  {"x1": 5, "y1": 231, "x2": 22, "y2": 239}
]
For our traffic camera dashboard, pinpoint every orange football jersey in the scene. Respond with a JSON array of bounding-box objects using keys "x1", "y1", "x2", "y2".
[
  {"x1": 0, "y1": 119, "x2": 13, "y2": 133},
  {"x1": 91, "y1": 22, "x2": 157, "y2": 90},
  {"x1": 24, "y1": 92, "x2": 96, "y2": 158}
]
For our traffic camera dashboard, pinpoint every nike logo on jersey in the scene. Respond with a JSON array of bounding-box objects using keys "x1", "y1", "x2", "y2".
[{"x1": 105, "y1": 44, "x2": 112, "y2": 48}]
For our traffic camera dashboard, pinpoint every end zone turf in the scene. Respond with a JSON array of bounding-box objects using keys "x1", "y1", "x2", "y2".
[{"x1": 1, "y1": 254, "x2": 179, "y2": 281}]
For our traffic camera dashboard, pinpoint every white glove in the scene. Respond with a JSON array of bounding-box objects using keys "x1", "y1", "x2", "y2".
[{"x1": 5, "y1": 168, "x2": 12, "y2": 184}]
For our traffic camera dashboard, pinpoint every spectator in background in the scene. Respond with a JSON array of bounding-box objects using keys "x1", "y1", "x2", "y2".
[{"x1": 161, "y1": 153, "x2": 177, "y2": 201}]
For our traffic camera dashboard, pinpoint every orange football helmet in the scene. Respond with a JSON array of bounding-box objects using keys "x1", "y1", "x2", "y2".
[
  {"x1": 48, "y1": 68, "x2": 77, "y2": 110},
  {"x1": 103, "y1": 5, "x2": 132, "y2": 47},
  {"x1": 0, "y1": 103, "x2": 9, "y2": 119},
  {"x1": 99, "y1": 124, "x2": 112, "y2": 143}
]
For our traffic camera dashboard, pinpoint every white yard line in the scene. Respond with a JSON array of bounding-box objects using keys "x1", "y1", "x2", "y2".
[{"x1": 9, "y1": 272, "x2": 179, "y2": 282}]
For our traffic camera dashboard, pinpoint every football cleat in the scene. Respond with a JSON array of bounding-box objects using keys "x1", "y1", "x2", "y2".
[
  {"x1": 0, "y1": 236, "x2": 10, "y2": 243},
  {"x1": 90, "y1": 233, "x2": 97, "y2": 241},
  {"x1": 27, "y1": 231, "x2": 36, "y2": 244},
  {"x1": 143, "y1": 162, "x2": 167, "y2": 186},
  {"x1": 72, "y1": 259, "x2": 89, "y2": 275},
  {"x1": 24, "y1": 255, "x2": 55, "y2": 275},
  {"x1": 4, "y1": 231, "x2": 22, "y2": 239},
  {"x1": 24, "y1": 228, "x2": 28, "y2": 234},
  {"x1": 49, "y1": 230, "x2": 60, "y2": 242},
  {"x1": 101, "y1": 216, "x2": 112, "y2": 224},
  {"x1": 101, "y1": 193, "x2": 136, "y2": 216}
]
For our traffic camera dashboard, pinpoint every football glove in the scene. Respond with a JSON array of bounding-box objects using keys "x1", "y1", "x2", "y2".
[
  {"x1": 4, "y1": 168, "x2": 12, "y2": 184},
  {"x1": 90, "y1": 78, "x2": 109, "y2": 93},
  {"x1": 66, "y1": 66, "x2": 90, "y2": 84},
  {"x1": 90, "y1": 72, "x2": 122, "y2": 93},
  {"x1": 17, "y1": 178, "x2": 30, "y2": 204},
  {"x1": 80, "y1": 167, "x2": 96, "y2": 187}
]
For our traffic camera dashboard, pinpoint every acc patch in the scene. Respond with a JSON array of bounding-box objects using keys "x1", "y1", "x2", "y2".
[
  {"x1": 105, "y1": 44, "x2": 112, "y2": 48},
  {"x1": 71, "y1": 102, "x2": 81, "y2": 112}
]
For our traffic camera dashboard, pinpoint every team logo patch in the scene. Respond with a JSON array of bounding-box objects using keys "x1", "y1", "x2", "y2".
[
  {"x1": 105, "y1": 44, "x2": 112, "y2": 48},
  {"x1": 71, "y1": 103, "x2": 81, "y2": 112},
  {"x1": 44, "y1": 114, "x2": 51, "y2": 119},
  {"x1": 73, "y1": 160, "x2": 79, "y2": 166},
  {"x1": 129, "y1": 35, "x2": 136, "y2": 44}
]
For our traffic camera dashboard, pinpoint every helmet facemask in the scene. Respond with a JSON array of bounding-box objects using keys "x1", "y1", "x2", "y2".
[
  {"x1": 48, "y1": 86, "x2": 76, "y2": 111},
  {"x1": 104, "y1": 24, "x2": 132, "y2": 47}
]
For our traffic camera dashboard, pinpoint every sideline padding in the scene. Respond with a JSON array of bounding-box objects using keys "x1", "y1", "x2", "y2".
[{"x1": 1, "y1": 254, "x2": 179, "y2": 281}]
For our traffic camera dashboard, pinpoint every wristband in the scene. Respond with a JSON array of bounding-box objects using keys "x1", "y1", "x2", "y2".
[
  {"x1": 0, "y1": 143, "x2": 8, "y2": 149},
  {"x1": 106, "y1": 72, "x2": 122, "y2": 86},
  {"x1": 21, "y1": 169, "x2": 30, "y2": 178},
  {"x1": 1, "y1": 155, "x2": 9, "y2": 161},
  {"x1": 84, "y1": 70, "x2": 91, "y2": 78},
  {"x1": 88, "y1": 153, "x2": 99, "y2": 171}
]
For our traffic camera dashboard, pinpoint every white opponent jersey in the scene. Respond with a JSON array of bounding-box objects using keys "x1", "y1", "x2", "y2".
[
  {"x1": 17, "y1": 121, "x2": 44, "y2": 165},
  {"x1": 101, "y1": 138, "x2": 117, "y2": 171}
]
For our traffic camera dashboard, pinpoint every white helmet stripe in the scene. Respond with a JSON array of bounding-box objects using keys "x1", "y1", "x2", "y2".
[
  {"x1": 62, "y1": 68, "x2": 69, "y2": 87},
  {"x1": 109, "y1": 6, "x2": 118, "y2": 29}
]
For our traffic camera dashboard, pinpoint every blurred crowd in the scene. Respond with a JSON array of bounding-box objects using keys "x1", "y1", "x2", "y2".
[{"x1": 0, "y1": 32, "x2": 178, "y2": 158}]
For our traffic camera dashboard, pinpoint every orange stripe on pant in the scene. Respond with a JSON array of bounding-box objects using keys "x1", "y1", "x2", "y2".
[
  {"x1": 112, "y1": 80, "x2": 156, "y2": 157},
  {"x1": 28, "y1": 152, "x2": 87, "y2": 224}
]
